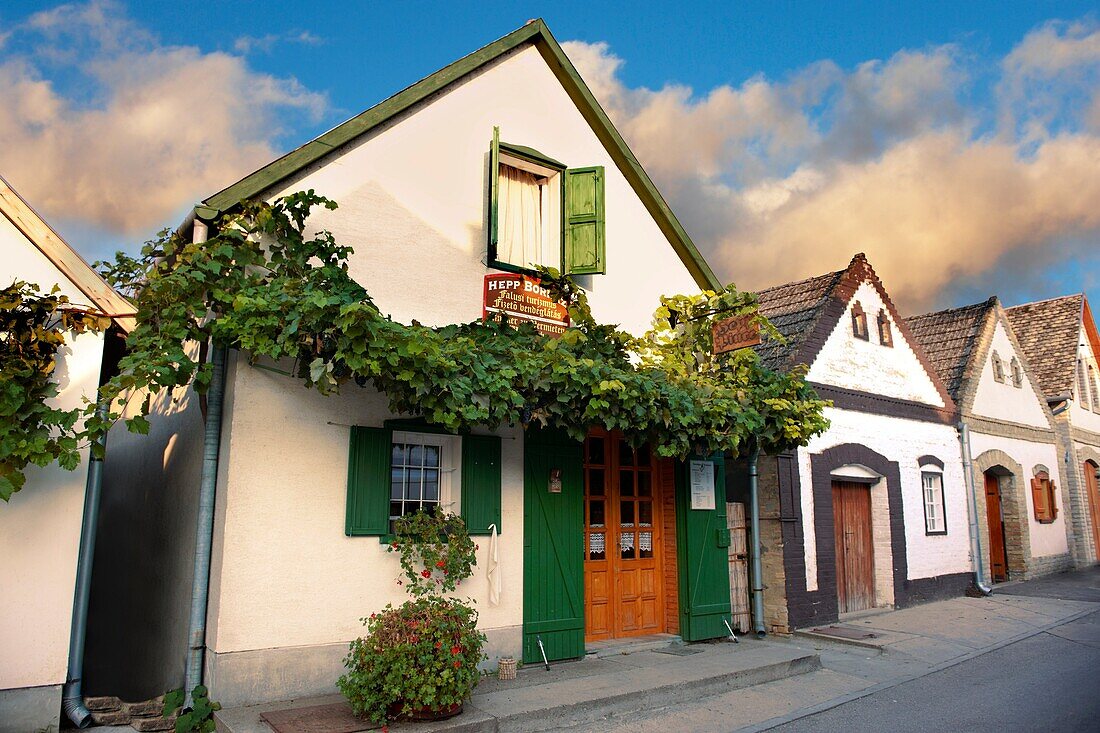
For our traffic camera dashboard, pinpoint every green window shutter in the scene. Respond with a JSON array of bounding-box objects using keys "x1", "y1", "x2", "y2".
[
  {"x1": 461, "y1": 434, "x2": 502, "y2": 535},
  {"x1": 345, "y1": 426, "x2": 392, "y2": 536},
  {"x1": 564, "y1": 166, "x2": 606, "y2": 275},
  {"x1": 488, "y1": 126, "x2": 501, "y2": 262}
]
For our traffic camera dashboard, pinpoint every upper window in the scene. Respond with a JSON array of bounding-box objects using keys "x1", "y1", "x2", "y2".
[
  {"x1": 877, "y1": 309, "x2": 893, "y2": 347},
  {"x1": 852, "y1": 301, "x2": 869, "y2": 341},
  {"x1": 488, "y1": 127, "x2": 605, "y2": 276},
  {"x1": 921, "y1": 470, "x2": 947, "y2": 535},
  {"x1": 992, "y1": 351, "x2": 1005, "y2": 383},
  {"x1": 1010, "y1": 357, "x2": 1024, "y2": 388},
  {"x1": 1030, "y1": 469, "x2": 1058, "y2": 523}
]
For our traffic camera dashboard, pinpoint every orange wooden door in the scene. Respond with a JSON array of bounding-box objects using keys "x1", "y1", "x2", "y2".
[
  {"x1": 1084, "y1": 462, "x2": 1100, "y2": 561},
  {"x1": 832, "y1": 481, "x2": 874, "y2": 613},
  {"x1": 984, "y1": 472, "x2": 1008, "y2": 582},
  {"x1": 584, "y1": 429, "x2": 663, "y2": 641}
]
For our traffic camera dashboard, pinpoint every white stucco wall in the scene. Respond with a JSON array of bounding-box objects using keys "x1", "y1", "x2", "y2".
[
  {"x1": 968, "y1": 431, "x2": 1068, "y2": 558},
  {"x1": 0, "y1": 331, "x2": 103, "y2": 692},
  {"x1": 970, "y1": 321, "x2": 1051, "y2": 428},
  {"x1": 798, "y1": 407, "x2": 971, "y2": 593},
  {"x1": 206, "y1": 359, "x2": 524, "y2": 654},
  {"x1": 1070, "y1": 327, "x2": 1100, "y2": 434},
  {"x1": 807, "y1": 282, "x2": 945, "y2": 406},
  {"x1": 267, "y1": 43, "x2": 701, "y2": 337},
  {"x1": 0, "y1": 220, "x2": 105, "y2": 694}
]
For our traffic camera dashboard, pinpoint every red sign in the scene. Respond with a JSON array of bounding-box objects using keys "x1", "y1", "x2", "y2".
[
  {"x1": 712, "y1": 315, "x2": 761, "y2": 354},
  {"x1": 483, "y1": 274, "x2": 570, "y2": 337}
]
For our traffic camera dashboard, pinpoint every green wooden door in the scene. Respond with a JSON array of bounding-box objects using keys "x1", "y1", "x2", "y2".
[
  {"x1": 675, "y1": 453, "x2": 732, "y2": 641},
  {"x1": 522, "y1": 427, "x2": 585, "y2": 664}
]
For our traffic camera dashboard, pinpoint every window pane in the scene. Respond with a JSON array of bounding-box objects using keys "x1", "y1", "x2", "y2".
[
  {"x1": 587, "y1": 436, "x2": 605, "y2": 465},
  {"x1": 639, "y1": 501, "x2": 652, "y2": 526},
  {"x1": 392, "y1": 443, "x2": 406, "y2": 465},
  {"x1": 637, "y1": 472, "x2": 652, "y2": 497},
  {"x1": 620, "y1": 500, "x2": 634, "y2": 527},
  {"x1": 589, "y1": 500, "x2": 605, "y2": 527},
  {"x1": 409, "y1": 444, "x2": 423, "y2": 466},
  {"x1": 407, "y1": 468, "x2": 422, "y2": 500},
  {"x1": 589, "y1": 532, "x2": 606, "y2": 560},
  {"x1": 391, "y1": 468, "x2": 405, "y2": 499},
  {"x1": 620, "y1": 470, "x2": 635, "y2": 497},
  {"x1": 390, "y1": 502, "x2": 403, "y2": 520},
  {"x1": 639, "y1": 531, "x2": 653, "y2": 558},
  {"x1": 423, "y1": 469, "x2": 439, "y2": 501},
  {"x1": 588, "y1": 469, "x2": 605, "y2": 496},
  {"x1": 636, "y1": 444, "x2": 651, "y2": 466},
  {"x1": 424, "y1": 445, "x2": 440, "y2": 467},
  {"x1": 619, "y1": 440, "x2": 634, "y2": 467},
  {"x1": 620, "y1": 532, "x2": 635, "y2": 559}
]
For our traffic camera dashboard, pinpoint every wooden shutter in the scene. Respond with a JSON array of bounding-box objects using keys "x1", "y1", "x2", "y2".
[
  {"x1": 1031, "y1": 475, "x2": 1052, "y2": 522},
  {"x1": 564, "y1": 166, "x2": 605, "y2": 275},
  {"x1": 487, "y1": 126, "x2": 501, "y2": 261},
  {"x1": 1048, "y1": 481, "x2": 1059, "y2": 520},
  {"x1": 345, "y1": 426, "x2": 392, "y2": 536},
  {"x1": 461, "y1": 434, "x2": 502, "y2": 535}
]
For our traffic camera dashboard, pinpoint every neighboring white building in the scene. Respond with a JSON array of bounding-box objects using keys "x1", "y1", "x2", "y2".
[
  {"x1": 92, "y1": 20, "x2": 736, "y2": 709},
  {"x1": 0, "y1": 176, "x2": 132, "y2": 732},
  {"x1": 741, "y1": 254, "x2": 972, "y2": 632},
  {"x1": 1007, "y1": 295, "x2": 1100, "y2": 568},
  {"x1": 909, "y1": 298, "x2": 1072, "y2": 583}
]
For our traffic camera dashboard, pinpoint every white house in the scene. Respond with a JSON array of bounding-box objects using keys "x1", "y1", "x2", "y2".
[
  {"x1": 1007, "y1": 295, "x2": 1100, "y2": 568},
  {"x1": 740, "y1": 254, "x2": 972, "y2": 632},
  {"x1": 90, "y1": 20, "x2": 737, "y2": 709},
  {"x1": 908, "y1": 298, "x2": 1072, "y2": 583},
  {"x1": 0, "y1": 176, "x2": 132, "y2": 732}
]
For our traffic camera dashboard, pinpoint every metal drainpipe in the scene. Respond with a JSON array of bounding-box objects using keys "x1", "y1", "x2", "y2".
[
  {"x1": 748, "y1": 438, "x2": 767, "y2": 638},
  {"x1": 62, "y1": 400, "x2": 110, "y2": 728},
  {"x1": 184, "y1": 220, "x2": 227, "y2": 701},
  {"x1": 959, "y1": 422, "x2": 992, "y2": 595}
]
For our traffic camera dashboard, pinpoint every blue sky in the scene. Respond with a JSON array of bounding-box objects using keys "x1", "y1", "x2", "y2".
[{"x1": 1, "y1": 1, "x2": 1098, "y2": 312}]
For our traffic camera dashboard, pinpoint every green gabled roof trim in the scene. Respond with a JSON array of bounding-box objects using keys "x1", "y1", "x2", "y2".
[{"x1": 202, "y1": 19, "x2": 721, "y2": 291}]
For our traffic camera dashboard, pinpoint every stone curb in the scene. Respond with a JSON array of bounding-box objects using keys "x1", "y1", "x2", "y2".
[
  {"x1": 737, "y1": 605, "x2": 1099, "y2": 732},
  {"x1": 790, "y1": 630, "x2": 888, "y2": 652}
]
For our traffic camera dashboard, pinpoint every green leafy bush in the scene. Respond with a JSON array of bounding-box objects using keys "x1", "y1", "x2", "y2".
[
  {"x1": 388, "y1": 510, "x2": 478, "y2": 596},
  {"x1": 163, "y1": 685, "x2": 221, "y2": 732}
]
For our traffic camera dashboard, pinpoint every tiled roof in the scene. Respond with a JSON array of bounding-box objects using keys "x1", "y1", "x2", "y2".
[
  {"x1": 753, "y1": 268, "x2": 845, "y2": 370},
  {"x1": 1005, "y1": 295, "x2": 1083, "y2": 398},
  {"x1": 906, "y1": 298, "x2": 996, "y2": 401}
]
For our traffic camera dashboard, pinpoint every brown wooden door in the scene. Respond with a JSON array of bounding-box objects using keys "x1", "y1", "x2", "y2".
[
  {"x1": 832, "y1": 481, "x2": 874, "y2": 613},
  {"x1": 1084, "y1": 462, "x2": 1100, "y2": 561},
  {"x1": 584, "y1": 429, "x2": 663, "y2": 641},
  {"x1": 984, "y1": 472, "x2": 1008, "y2": 582}
]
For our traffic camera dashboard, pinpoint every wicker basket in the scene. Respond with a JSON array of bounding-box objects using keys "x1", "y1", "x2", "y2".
[{"x1": 497, "y1": 657, "x2": 517, "y2": 681}]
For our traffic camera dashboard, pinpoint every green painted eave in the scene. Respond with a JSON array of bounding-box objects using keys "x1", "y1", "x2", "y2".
[{"x1": 202, "y1": 19, "x2": 722, "y2": 292}]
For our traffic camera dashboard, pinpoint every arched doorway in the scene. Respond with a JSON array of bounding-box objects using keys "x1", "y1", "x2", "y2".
[
  {"x1": 1085, "y1": 460, "x2": 1100, "y2": 563},
  {"x1": 983, "y1": 468, "x2": 1010, "y2": 582}
]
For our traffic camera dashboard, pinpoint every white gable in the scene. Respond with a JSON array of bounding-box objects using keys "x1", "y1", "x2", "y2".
[
  {"x1": 807, "y1": 281, "x2": 945, "y2": 407},
  {"x1": 1070, "y1": 325, "x2": 1100, "y2": 433},
  {"x1": 0, "y1": 212, "x2": 84, "y2": 302},
  {"x1": 269, "y1": 44, "x2": 700, "y2": 336},
  {"x1": 970, "y1": 319, "x2": 1050, "y2": 428}
]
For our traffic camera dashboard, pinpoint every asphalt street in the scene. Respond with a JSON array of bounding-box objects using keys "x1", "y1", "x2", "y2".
[{"x1": 771, "y1": 569, "x2": 1100, "y2": 733}]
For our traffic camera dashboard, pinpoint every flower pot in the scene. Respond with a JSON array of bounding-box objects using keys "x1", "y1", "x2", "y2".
[{"x1": 498, "y1": 657, "x2": 517, "y2": 680}]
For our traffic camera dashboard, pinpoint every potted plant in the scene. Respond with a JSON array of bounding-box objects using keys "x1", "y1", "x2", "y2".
[{"x1": 338, "y1": 510, "x2": 486, "y2": 726}]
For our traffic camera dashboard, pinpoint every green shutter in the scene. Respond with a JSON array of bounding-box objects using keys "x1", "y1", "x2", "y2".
[
  {"x1": 461, "y1": 434, "x2": 502, "y2": 535},
  {"x1": 345, "y1": 426, "x2": 392, "y2": 536},
  {"x1": 675, "y1": 453, "x2": 732, "y2": 641},
  {"x1": 564, "y1": 166, "x2": 605, "y2": 275},
  {"x1": 488, "y1": 126, "x2": 501, "y2": 262}
]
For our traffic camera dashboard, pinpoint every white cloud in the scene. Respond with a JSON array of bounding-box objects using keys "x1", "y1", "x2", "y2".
[
  {"x1": 564, "y1": 19, "x2": 1100, "y2": 312},
  {"x1": 0, "y1": 1, "x2": 328, "y2": 236}
]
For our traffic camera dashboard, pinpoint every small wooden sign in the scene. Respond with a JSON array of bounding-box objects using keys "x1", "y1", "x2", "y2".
[
  {"x1": 712, "y1": 315, "x2": 761, "y2": 354},
  {"x1": 483, "y1": 274, "x2": 570, "y2": 338}
]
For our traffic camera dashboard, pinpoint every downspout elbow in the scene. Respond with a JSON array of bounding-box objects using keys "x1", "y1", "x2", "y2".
[{"x1": 62, "y1": 690, "x2": 92, "y2": 729}]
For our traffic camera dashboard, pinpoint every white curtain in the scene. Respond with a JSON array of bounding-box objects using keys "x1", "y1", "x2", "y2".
[{"x1": 498, "y1": 164, "x2": 542, "y2": 268}]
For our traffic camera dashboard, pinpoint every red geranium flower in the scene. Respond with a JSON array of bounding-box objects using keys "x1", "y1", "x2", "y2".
[
  {"x1": 436, "y1": 560, "x2": 446, "y2": 568},
  {"x1": 451, "y1": 645, "x2": 461, "y2": 655},
  {"x1": 421, "y1": 569, "x2": 432, "y2": 578},
  {"x1": 453, "y1": 660, "x2": 461, "y2": 668},
  {"x1": 435, "y1": 641, "x2": 442, "y2": 649}
]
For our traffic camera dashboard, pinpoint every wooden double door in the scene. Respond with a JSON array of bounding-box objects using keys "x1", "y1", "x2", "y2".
[
  {"x1": 832, "y1": 481, "x2": 875, "y2": 614},
  {"x1": 583, "y1": 429, "x2": 664, "y2": 641}
]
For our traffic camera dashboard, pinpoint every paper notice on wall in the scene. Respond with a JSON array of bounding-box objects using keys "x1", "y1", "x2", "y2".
[{"x1": 689, "y1": 460, "x2": 716, "y2": 510}]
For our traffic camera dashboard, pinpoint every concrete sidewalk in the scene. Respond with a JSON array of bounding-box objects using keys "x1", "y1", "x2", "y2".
[{"x1": 214, "y1": 638, "x2": 818, "y2": 733}]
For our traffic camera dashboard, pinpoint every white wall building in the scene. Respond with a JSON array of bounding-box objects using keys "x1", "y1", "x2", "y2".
[{"x1": 0, "y1": 176, "x2": 132, "y2": 732}]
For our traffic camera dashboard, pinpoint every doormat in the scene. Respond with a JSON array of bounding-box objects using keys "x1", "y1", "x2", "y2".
[
  {"x1": 260, "y1": 702, "x2": 374, "y2": 733},
  {"x1": 811, "y1": 625, "x2": 878, "y2": 640},
  {"x1": 652, "y1": 645, "x2": 705, "y2": 656}
]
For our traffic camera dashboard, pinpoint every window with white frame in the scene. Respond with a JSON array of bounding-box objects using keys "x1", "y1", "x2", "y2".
[
  {"x1": 922, "y1": 470, "x2": 947, "y2": 535},
  {"x1": 389, "y1": 432, "x2": 459, "y2": 532}
]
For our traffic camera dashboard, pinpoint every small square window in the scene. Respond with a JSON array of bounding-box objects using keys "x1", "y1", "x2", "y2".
[
  {"x1": 852, "y1": 301, "x2": 869, "y2": 341},
  {"x1": 922, "y1": 471, "x2": 947, "y2": 535}
]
